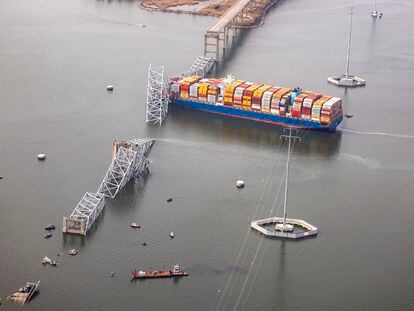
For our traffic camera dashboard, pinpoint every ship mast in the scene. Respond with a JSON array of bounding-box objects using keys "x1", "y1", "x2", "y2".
[{"x1": 345, "y1": 6, "x2": 353, "y2": 78}]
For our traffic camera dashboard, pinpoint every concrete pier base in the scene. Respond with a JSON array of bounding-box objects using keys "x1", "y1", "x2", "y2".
[
  {"x1": 251, "y1": 216, "x2": 318, "y2": 239},
  {"x1": 327, "y1": 75, "x2": 366, "y2": 87}
]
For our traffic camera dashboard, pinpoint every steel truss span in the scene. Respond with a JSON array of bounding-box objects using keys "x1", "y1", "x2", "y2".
[
  {"x1": 63, "y1": 139, "x2": 155, "y2": 236},
  {"x1": 146, "y1": 64, "x2": 170, "y2": 126},
  {"x1": 182, "y1": 56, "x2": 215, "y2": 78}
]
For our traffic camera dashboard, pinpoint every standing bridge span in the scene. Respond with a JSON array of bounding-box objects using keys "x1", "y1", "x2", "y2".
[{"x1": 204, "y1": 0, "x2": 259, "y2": 60}]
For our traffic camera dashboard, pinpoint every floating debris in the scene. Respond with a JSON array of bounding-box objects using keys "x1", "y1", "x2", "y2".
[
  {"x1": 110, "y1": 271, "x2": 114, "y2": 277},
  {"x1": 345, "y1": 113, "x2": 353, "y2": 118},
  {"x1": 0, "y1": 175, "x2": 3, "y2": 180},
  {"x1": 37, "y1": 154, "x2": 46, "y2": 161},
  {"x1": 41, "y1": 256, "x2": 58, "y2": 266},
  {"x1": 44, "y1": 233, "x2": 52, "y2": 239},
  {"x1": 236, "y1": 180, "x2": 245, "y2": 188},
  {"x1": 106, "y1": 85, "x2": 114, "y2": 91},
  {"x1": 142, "y1": 241, "x2": 148, "y2": 246},
  {"x1": 131, "y1": 223, "x2": 141, "y2": 229},
  {"x1": 167, "y1": 198, "x2": 173, "y2": 203},
  {"x1": 68, "y1": 249, "x2": 77, "y2": 256},
  {"x1": 45, "y1": 224, "x2": 56, "y2": 230},
  {"x1": 7, "y1": 281, "x2": 39, "y2": 304}
]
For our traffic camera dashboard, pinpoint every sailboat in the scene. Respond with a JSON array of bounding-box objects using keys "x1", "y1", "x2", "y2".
[
  {"x1": 250, "y1": 127, "x2": 318, "y2": 239},
  {"x1": 371, "y1": 0, "x2": 378, "y2": 17},
  {"x1": 327, "y1": 6, "x2": 366, "y2": 87}
]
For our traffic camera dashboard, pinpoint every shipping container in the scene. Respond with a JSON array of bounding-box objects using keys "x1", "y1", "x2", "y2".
[
  {"x1": 291, "y1": 92, "x2": 310, "y2": 118},
  {"x1": 260, "y1": 87, "x2": 280, "y2": 112},
  {"x1": 279, "y1": 92, "x2": 292, "y2": 116},
  {"x1": 224, "y1": 80, "x2": 245, "y2": 107},
  {"x1": 310, "y1": 96, "x2": 330, "y2": 122},
  {"x1": 270, "y1": 88, "x2": 290, "y2": 115},
  {"x1": 242, "y1": 83, "x2": 263, "y2": 110},
  {"x1": 189, "y1": 83, "x2": 199, "y2": 99},
  {"x1": 320, "y1": 97, "x2": 342, "y2": 125},
  {"x1": 301, "y1": 93, "x2": 322, "y2": 119},
  {"x1": 252, "y1": 85, "x2": 272, "y2": 111}
]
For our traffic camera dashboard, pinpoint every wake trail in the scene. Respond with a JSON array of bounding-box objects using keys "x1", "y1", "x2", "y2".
[{"x1": 341, "y1": 128, "x2": 414, "y2": 139}]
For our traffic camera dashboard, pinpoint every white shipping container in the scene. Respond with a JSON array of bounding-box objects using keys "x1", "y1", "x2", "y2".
[
  {"x1": 208, "y1": 94, "x2": 216, "y2": 103},
  {"x1": 189, "y1": 84, "x2": 199, "y2": 97},
  {"x1": 270, "y1": 108, "x2": 279, "y2": 115}
]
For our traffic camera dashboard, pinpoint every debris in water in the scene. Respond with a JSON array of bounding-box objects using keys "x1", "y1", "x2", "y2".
[
  {"x1": 167, "y1": 198, "x2": 173, "y2": 202},
  {"x1": 45, "y1": 224, "x2": 56, "y2": 230},
  {"x1": 44, "y1": 233, "x2": 52, "y2": 239},
  {"x1": 106, "y1": 85, "x2": 114, "y2": 91}
]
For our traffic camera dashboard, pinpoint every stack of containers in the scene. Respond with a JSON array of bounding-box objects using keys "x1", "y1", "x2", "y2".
[
  {"x1": 320, "y1": 97, "x2": 342, "y2": 125},
  {"x1": 242, "y1": 83, "x2": 263, "y2": 111},
  {"x1": 301, "y1": 93, "x2": 321, "y2": 119},
  {"x1": 180, "y1": 76, "x2": 201, "y2": 100},
  {"x1": 197, "y1": 83, "x2": 209, "y2": 102},
  {"x1": 189, "y1": 83, "x2": 199, "y2": 100},
  {"x1": 252, "y1": 85, "x2": 272, "y2": 112},
  {"x1": 224, "y1": 80, "x2": 244, "y2": 107},
  {"x1": 261, "y1": 87, "x2": 280, "y2": 113},
  {"x1": 233, "y1": 82, "x2": 253, "y2": 108},
  {"x1": 291, "y1": 92, "x2": 310, "y2": 118},
  {"x1": 207, "y1": 85, "x2": 219, "y2": 104},
  {"x1": 271, "y1": 88, "x2": 291, "y2": 115},
  {"x1": 311, "y1": 96, "x2": 331, "y2": 122},
  {"x1": 171, "y1": 82, "x2": 181, "y2": 98}
]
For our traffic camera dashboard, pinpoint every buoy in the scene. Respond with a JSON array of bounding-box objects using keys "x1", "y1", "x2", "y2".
[
  {"x1": 37, "y1": 153, "x2": 46, "y2": 160},
  {"x1": 236, "y1": 180, "x2": 245, "y2": 188},
  {"x1": 106, "y1": 85, "x2": 114, "y2": 91}
]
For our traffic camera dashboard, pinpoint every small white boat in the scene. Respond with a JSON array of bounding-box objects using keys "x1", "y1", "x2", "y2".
[
  {"x1": 106, "y1": 85, "x2": 114, "y2": 91},
  {"x1": 37, "y1": 154, "x2": 46, "y2": 160},
  {"x1": 68, "y1": 249, "x2": 77, "y2": 256},
  {"x1": 131, "y1": 223, "x2": 140, "y2": 229},
  {"x1": 170, "y1": 231, "x2": 174, "y2": 238}
]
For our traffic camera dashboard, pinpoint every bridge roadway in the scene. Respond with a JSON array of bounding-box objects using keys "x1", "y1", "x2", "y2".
[
  {"x1": 208, "y1": 0, "x2": 252, "y2": 33},
  {"x1": 204, "y1": 0, "x2": 257, "y2": 60}
]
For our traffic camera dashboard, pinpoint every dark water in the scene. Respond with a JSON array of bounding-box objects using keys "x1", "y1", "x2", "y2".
[{"x1": 1, "y1": 0, "x2": 414, "y2": 310}]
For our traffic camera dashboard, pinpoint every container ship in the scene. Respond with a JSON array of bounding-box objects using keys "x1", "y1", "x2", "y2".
[{"x1": 170, "y1": 76, "x2": 343, "y2": 130}]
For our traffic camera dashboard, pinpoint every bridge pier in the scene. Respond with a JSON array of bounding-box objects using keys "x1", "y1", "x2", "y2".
[{"x1": 203, "y1": 0, "x2": 259, "y2": 62}]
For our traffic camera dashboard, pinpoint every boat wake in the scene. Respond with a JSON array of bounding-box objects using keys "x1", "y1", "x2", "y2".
[{"x1": 341, "y1": 128, "x2": 414, "y2": 139}]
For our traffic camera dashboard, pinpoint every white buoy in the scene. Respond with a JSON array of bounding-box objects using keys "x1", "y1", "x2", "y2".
[
  {"x1": 236, "y1": 180, "x2": 245, "y2": 188},
  {"x1": 106, "y1": 85, "x2": 114, "y2": 91},
  {"x1": 37, "y1": 153, "x2": 46, "y2": 160}
]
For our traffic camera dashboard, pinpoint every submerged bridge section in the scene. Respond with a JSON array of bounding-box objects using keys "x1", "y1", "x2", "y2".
[
  {"x1": 204, "y1": 0, "x2": 258, "y2": 60},
  {"x1": 63, "y1": 139, "x2": 155, "y2": 236}
]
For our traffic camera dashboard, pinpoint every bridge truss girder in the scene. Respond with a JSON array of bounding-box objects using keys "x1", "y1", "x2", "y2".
[
  {"x1": 146, "y1": 64, "x2": 170, "y2": 126},
  {"x1": 64, "y1": 138, "x2": 155, "y2": 236}
]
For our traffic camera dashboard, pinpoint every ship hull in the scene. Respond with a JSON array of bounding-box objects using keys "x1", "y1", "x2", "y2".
[{"x1": 172, "y1": 98, "x2": 341, "y2": 130}]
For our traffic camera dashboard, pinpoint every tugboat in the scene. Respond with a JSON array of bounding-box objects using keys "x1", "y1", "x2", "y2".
[
  {"x1": 132, "y1": 264, "x2": 188, "y2": 279},
  {"x1": 7, "y1": 281, "x2": 40, "y2": 304}
]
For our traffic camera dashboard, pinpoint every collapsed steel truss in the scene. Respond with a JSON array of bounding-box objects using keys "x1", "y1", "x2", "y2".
[
  {"x1": 146, "y1": 64, "x2": 170, "y2": 126},
  {"x1": 63, "y1": 139, "x2": 155, "y2": 236},
  {"x1": 182, "y1": 56, "x2": 215, "y2": 78}
]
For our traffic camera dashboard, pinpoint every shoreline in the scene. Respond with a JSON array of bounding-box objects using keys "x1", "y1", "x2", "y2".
[{"x1": 139, "y1": 0, "x2": 279, "y2": 28}]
